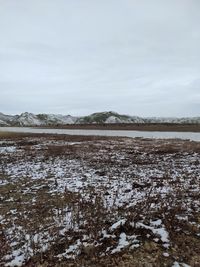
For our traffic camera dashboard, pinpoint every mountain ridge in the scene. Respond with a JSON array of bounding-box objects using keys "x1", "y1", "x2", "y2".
[{"x1": 0, "y1": 111, "x2": 200, "y2": 126}]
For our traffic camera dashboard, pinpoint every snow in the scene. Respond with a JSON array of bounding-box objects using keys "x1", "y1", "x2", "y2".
[
  {"x1": 135, "y1": 221, "x2": 170, "y2": 248},
  {"x1": 5, "y1": 252, "x2": 25, "y2": 267},
  {"x1": 0, "y1": 111, "x2": 200, "y2": 126},
  {"x1": 57, "y1": 239, "x2": 82, "y2": 259},
  {"x1": 16, "y1": 112, "x2": 43, "y2": 126},
  {"x1": 111, "y1": 233, "x2": 129, "y2": 254},
  {"x1": 163, "y1": 252, "x2": 169, "y2": 257},
  {"x1": 101, "y1": 230, "x2": 115, "y2": 239},
  {"x1": 110, "y1": 219, "x2": 127, "y2": 231},
  {"x1": 105, "y1": 115, "x2": 141, "y2": 124},
  {"x1": 172, "y1": 262, "x2": 191, "y2": 267},
  {"x1": 1, "y1": 136, "x2": 199, "y2": 266},
  {"x1": 0, "y1": 112, "x2": 77, "y2": 126},
  {"x1": 0, "y1": 146, "x2": 16, "y2": 153}
]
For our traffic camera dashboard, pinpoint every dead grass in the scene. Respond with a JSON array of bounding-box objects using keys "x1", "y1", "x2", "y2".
[{"x1": 0, "y1": 133, "x2": 200, "y2": 266}]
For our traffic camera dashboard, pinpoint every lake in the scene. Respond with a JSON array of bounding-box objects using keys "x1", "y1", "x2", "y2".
[{"x1": 1, "y1": 127, "x2": 200, "y2": 141}]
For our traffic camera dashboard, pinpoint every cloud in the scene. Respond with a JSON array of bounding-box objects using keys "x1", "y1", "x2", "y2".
[{"x1": 0, "y1": 0, "x2": 200, "y2": 116}]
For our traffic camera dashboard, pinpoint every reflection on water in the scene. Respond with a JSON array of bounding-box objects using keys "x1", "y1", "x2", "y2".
[{"x1": 0, "y1": 127, "x2": 200, "y2": 142}]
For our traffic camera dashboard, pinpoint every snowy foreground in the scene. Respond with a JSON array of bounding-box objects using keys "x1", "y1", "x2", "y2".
[{"x1": 0, "y1": 133, "x2": 200, "y2": 267}]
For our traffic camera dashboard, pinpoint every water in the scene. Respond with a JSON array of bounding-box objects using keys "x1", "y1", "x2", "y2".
[{"x1": 0, "y1": 127, "x2": 200, "y2": 141}]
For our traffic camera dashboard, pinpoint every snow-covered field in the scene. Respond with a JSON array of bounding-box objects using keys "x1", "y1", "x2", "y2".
[{"x1": 0, "y1": 133, "x2": 200, "y2": 267}]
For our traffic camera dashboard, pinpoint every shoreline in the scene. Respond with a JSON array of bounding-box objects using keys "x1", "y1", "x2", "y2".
[{"x1": 29, "y1": 123, "x2": 200, "y2": 132}]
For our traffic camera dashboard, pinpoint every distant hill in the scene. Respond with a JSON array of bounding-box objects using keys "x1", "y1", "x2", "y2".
[
  {"x1": 76, "y1": 111, "x2": 145, "y2": 124},
  {"x1": 0, "y1": 112, "x2": 77, "y2": 126},
  {"x1": 0, "y1": 111, "x2": 200, "y2": 126}
]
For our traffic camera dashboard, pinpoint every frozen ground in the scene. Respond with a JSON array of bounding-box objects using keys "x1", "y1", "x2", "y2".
[{"x1": 0, "y1": 133, "x2": 200, "y2": 267}]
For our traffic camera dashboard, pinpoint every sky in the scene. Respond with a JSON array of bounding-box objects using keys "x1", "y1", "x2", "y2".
[{"x1": 0, "y1": 0, "x2": 200, "y2": 117}]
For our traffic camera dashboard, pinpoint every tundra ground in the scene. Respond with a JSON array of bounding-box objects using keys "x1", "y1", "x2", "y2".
[{"x1": 0, "y1": 133, "x2": 200, "y2": 267}]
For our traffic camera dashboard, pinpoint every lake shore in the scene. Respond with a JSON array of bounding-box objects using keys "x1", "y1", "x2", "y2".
[
  {"x1": 1, "y1": 126, "x2": 200, "y2": 141},
  {"x1": 33, "y1": 123, "x2": 200, "y2": 132}
]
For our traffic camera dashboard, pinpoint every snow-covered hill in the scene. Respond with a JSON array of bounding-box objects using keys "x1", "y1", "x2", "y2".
[
  {"x1": 76, "y1": 112, "x2": 145, "y2": 124},
  {"x1": 0, "y1": 112, "x2": 16, "y2": 126},
  {"x1": 145, "y1": 116, "x2": 200, "y2": 124},
  {"x1": 0, "y1": 112, "x2": 77, "y2": 126},
  {"x1": 0, "y1": 111, "x2": 200, "y2": 126}
]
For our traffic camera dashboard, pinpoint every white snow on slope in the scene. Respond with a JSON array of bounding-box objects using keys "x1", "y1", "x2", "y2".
[{"x1": 0, "y1": 111, "x2": 200, "y2": 126}]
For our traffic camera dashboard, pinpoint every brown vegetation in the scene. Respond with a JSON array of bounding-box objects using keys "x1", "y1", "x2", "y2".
[
  {"x1": 0, "y1": 133, "x2": 200, "y2": 266},
  {"x1": 35, "y1": 123, "x2": 200, "y2": 132}
]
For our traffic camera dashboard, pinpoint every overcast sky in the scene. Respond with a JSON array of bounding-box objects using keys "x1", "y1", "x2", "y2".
[{"x1": 0, "y1": 0, "x2": 200, "y2": 117}]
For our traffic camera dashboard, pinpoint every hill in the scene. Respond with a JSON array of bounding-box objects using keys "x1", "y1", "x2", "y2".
[{"x1": 0, "y1": 111, "x2": 200, "y2": 126}]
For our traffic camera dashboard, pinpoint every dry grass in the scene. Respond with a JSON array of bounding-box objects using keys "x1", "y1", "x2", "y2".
[{"x1": 0, "y1": 133, "x2": 200, "y2": 266}]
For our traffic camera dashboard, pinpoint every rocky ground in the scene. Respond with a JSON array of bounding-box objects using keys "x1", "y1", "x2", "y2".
[{"x1": 0, "y1": 132, "x2": 200, "y2": 267}]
